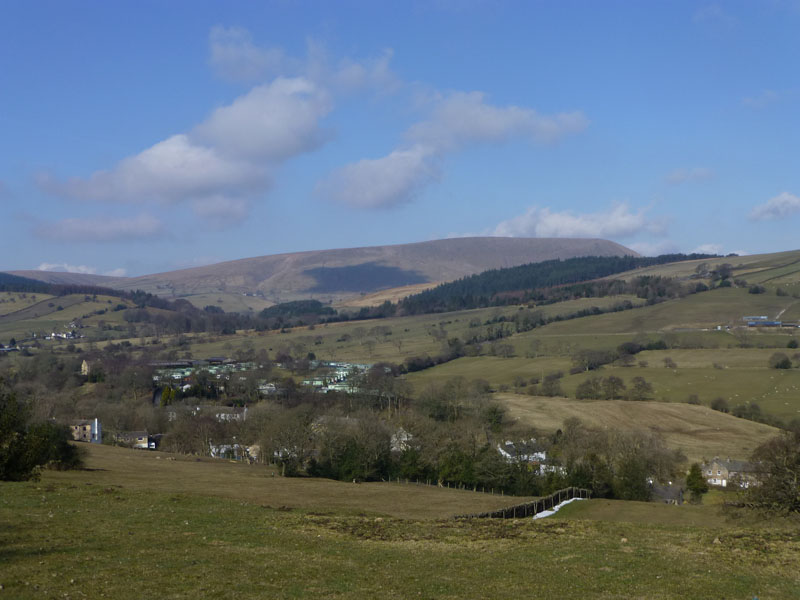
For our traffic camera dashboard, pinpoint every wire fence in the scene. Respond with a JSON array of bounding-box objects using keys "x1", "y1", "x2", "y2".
[{"x1": 452, "y1": 487, "x2": 592, "y2": 519}]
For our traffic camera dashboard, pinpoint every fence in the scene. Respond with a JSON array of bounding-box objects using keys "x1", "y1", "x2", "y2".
[{"x1": 452, "y1": 486, "x2": 591, "y2": 519}]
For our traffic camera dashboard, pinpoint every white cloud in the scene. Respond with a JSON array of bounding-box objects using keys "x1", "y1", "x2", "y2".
[
  {"x1": 35, "y1": 263, "x2": 127, "y2": 276},
  {"x1": 408, "y1": 91, "x2": 588, "y2": 152},
  {"x1": 209, "y1": 29, "x2": 399, "y2": 95},
  {"x1": 192, "y1": 196, "x2": 250, "y2": 228},
  {"x1": 666, "y1": 167, "x2": 714, "y2": 185},
  {"x1": 491, "y1": 204, "x2": 655, "y2": 239},
  {"x1": 193, "y1": 78, "x2": 331, "y2": 162},
  {"x1": 40, "y1": 135, "x2": 268, "y2": 204},
  {"x1": 317, "y1": 145, "x2": 439, "y2": 208},
  {"x1": 305, "y1": 40, "x2": 400, "y2": 95},
  {"x1": 37, "y1": 262, "x2": 98, "y2": 274},
  {"x1": 626, "y1": 241, "x2": 680, "y2": 257},
  {"x1": 34, "y1": 214, "x2": 165, "y2": 242},
  {"x1": 40, "y1": 76, "x2": 329, "y2": 225},
  {"x1": 322, "y1": 92, "x2": 587, "y2": 208},
  {"x1": 209, "y1": 26, "x2": 286, "y2": 82},
  {"x1": 692, "y1": 243, "x2": 724, "y2": 255},
  {"x1": 41, "y1": 28, "x2": 408, "y2": 230},
  {"x1": 749, "y1": 191, "x2": 800, "y2": 221}
]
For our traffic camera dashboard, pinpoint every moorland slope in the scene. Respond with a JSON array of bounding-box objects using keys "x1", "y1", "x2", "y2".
[{"x1": 8, "y1": 237, "x2": 636, "y2": 304}]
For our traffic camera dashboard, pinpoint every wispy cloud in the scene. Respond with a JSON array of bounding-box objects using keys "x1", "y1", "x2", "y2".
[
  {"x1": 666, "y1": 167, "x2": 714, "y2": 185},
  {"x1": 693, "y1": 4, "x2": 737, "y2": 28},
  {"x1": 749, "y1": 191, "x2": 800, "y2": 221},
  {"x1": 626, "y1": 240, "x2": 680, "y2": 257},
  {"x1": 37, "y1": 262, "x2": 98, "y2": 274},
  {"x1": 491, "y1": 203, "x2": 657, "y2": 239},
  {"x1": 192, "y1": 196, "x2": 251, "y2": 229},
  {"x1": 319, "y1": 91, "x2": 588, "y2": 208},
  {"x1": 407, "y1": 91, "x2": 588, "y2": 151},
  {"x1": 742, "y1": 89, "x2": 781, "y2": 109},
  {"x1": 35, "y1": 263, "x2": 127, "y2": 276},
  {"x1": 34, "y1": 214, "x2": 165, "y2": 242},
  {"x1": 209, "y1": 26, "x2": 287, "y2": 82},
  {"x1": 317, "y1": 145, "x2": 439, "y2": 209},
  {"x1": 209, "y1": 27, "x2": 399, "y2": 95},
  {"x1": 692, "y1": 243, "x2": 723, "y2": 255}
]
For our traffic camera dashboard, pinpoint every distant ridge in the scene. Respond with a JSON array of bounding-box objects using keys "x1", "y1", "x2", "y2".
[{"x1": 8, "y1": 237, "x2": 637, "y2": 304}]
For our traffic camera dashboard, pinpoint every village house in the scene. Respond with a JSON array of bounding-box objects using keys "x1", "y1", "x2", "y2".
[
  {"x1": 702, "y1": 457, "x2": 761, "y2": 488},
  {"x1": 497, "y1": 440, "x2": 546, "y2": 463},
  {"x1": 390, "y1": 428, "x2": 414, "y2": 453},
  {"x1": 69, "y1": 418, "x2": 102, "y2": 444},
  {"x1": 114, "y1": 431, "x2": 153, "y2": 450},
  {"x1": 213, "y1": 406, "x2": 248, "y2": 423}
]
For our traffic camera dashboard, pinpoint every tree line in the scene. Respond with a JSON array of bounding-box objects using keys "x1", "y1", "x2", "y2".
[{"x1": 397, "y1": 253, "x2": 718, "y2": 314}]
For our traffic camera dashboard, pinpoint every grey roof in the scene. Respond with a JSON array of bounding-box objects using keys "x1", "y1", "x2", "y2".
[{"x1": 706, "y1": 458, "x2": 760, "y2": 473}]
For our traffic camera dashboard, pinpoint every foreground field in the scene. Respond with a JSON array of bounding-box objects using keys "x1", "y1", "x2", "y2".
[
  {"x1": 1, "y1": 446, "x2": 798, "y2": 599},
  {"x1": 45, "y1": 444, "x2": 525, "y2": 519}
]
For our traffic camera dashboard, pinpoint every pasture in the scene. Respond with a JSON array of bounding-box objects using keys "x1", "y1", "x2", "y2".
[
  {"x1": 1, "y1": 444, "x2": 798, "y2": 599},
  {"x1": 494, "y1": 395, "x2": 780, "y2": 463},
  {"x1": 0, "y1": 294, "x2": 133, "y2": 342},
  {"x1": 180, "y1": 291, "x2": 274, "y2": 313}
]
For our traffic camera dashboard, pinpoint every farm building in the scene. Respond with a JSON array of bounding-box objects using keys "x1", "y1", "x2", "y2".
[
  {"x1": 69, "y1": 418, "x2": 102, "y2": 444},
  {"x1": 702, "y1": 457, "x2": 761, "y2": 488}
]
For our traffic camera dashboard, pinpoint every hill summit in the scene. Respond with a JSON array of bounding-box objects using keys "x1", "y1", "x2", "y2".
[{"x1": 9, "y1": 237, "x2": 637, "y2": 304}]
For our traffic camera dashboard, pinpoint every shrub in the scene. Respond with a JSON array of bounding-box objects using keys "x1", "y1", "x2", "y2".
[
  {"x1": 617, "y1": 341, "x2": 644, "y2": 356},
  {"x1": 747, "y1": 431, "x2": 800, "y2": 513},
  {"x1": 1, "y1": 384, "x2": 83, "y2": 481},
  {"x1": 686, "y1": 463, "x2": 709, "y2": 503},
  {"x1": 788, "y1": 339, "x2": 799, "y2": 349},
  {"x1": 710, "y1": 397, "x2": 729, "y2": 413},
  {"x1": 602, "y1": 376, "x2": 626, "y2": 400},
  {"x1": 628, "y1": 377, "x2": 653, "y2": 401},
  {"x1": 540, "y1": 378, "x2": 563, "y2": 397},
  {"x1": 575, "y1": 377, "x2": 603, "y2": 400},
  {"x1": 769, "y1": 352, "x2": 792, "y2": 370}
]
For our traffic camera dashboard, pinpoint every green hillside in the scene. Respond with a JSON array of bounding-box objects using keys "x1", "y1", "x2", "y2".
[{"x1": 2, "y1": 446, "x2": 798, "y2": 600}]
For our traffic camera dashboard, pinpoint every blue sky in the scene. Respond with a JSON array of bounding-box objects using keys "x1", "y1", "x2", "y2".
[{"x1": 2, "y1": 0, "x2": 799, "y2": 277}]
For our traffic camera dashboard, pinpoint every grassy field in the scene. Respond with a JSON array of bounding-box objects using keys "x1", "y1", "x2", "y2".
[
  {"x1": 534, "y1": 287, "x2": 798, "y2": 334},
  {"x1": 0, "y1": 292, "x2": 55, "y2": 316},
  {"x1": 494, "y1": 395, "x2": 779, "y2": 463},
  {"x1": 404, "y1": 347, "x2": 800, "y2": 420},
  {"x1": 0, "y1": 294, "x2": 134, "y2": 342},
  {"x1": 180, "y1": 291, "x2": 274, "y2": 313},
  {"x1": 615, "y1": 248, "x2": 800, "y2": 282},
  {"x1": 335, "y1": 282, "x2": 439, "y2": 308},
  {"x1": 2, "y1": 445, "x2": 798, "y2": 599},
  {"x1": 176, "y1": 296, "x2": 645, "y2": 365},
  {"x1": 40, "y1": 444, "x2": 525, "y2": 519}
]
